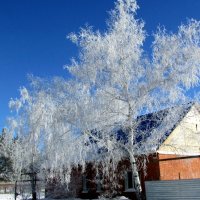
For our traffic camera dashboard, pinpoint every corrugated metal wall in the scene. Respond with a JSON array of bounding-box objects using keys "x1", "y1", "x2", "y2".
[{"x1": 145, "y1": 179, "x2": 200, "y2": 200}]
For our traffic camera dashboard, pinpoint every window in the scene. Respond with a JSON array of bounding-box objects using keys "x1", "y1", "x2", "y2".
[
  {"x1": 124, "y1": 171, "x2": 135, "y2": 192},
  {"x1": 82, "y1": 175, "x2": 88, "y2": 193},
  {"x1": 82, "y1": 174, "x2": 103, "y2": 193},
  {"x1": 96, "y1": 175, "x2": 102, "y2": 193}
]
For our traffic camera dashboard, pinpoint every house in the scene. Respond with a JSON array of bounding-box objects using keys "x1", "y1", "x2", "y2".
[
  {"x1": 145, "y1": 102, "x2": 200, "y2": 181},
  {"x1": 46, "y1": 103, "x2": 200, "y2": 199}
]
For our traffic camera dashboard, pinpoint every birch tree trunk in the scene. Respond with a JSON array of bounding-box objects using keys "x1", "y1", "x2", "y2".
[{"x1": 130, "y1": 153, "x2": 142, "y2": 200}]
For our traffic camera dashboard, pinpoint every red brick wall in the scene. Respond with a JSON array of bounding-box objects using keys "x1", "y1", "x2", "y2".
[
  {"x1": 158, "y1": 154, "x2": 200, "y2": 180},
  {"x1": 138, "y1": 154, "x2": 160, "y2": 195},
  {"x1": 144, "y1": 154, "x2": 160, "y2": 181}
]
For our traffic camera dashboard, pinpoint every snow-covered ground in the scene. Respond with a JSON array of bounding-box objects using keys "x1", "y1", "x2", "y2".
[
  {"x1": 0, "y1": 194, "x2": 129, "y2": 200},
  {"x1": 0, "y1": 193, "x2": 45, "y2": 200},
  {"x1": 0, "y1": 196, "x2": 83, "y2": 200},
  {"x1": 0, "y1": 194, "x2": 21, "y2": 200},
  {"x1": 0, "y1": 196, "x2": 88, "y2": 200}
]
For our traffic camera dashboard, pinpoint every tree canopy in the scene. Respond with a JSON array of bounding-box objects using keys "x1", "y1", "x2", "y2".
[{"x1": 6, "y1": 0, "x2": 200, "y2": 198}]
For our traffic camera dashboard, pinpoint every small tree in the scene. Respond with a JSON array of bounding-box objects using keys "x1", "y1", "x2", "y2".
[
  {"x1": 8, "y1": 81, "x2": 93, "y2": 184},
  {"x1": 0, "y1": 128, "x2": 13, "y2": 181}
]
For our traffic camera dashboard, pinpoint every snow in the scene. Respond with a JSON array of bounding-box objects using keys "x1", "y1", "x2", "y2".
[
  {"x1": 0, "y1": 195, "x2": 129, "y2": 200},
  {"x1": 0, "y1": 193, "x2": 45, "y2": 200},
  {"x1": 0, "y1": 194, "x2": 24, "y2": 200}
]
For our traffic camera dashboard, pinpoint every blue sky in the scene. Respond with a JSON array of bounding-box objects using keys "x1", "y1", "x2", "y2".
[{"x1": 1, "y1": 0, "x2": 200, "y2": 130}]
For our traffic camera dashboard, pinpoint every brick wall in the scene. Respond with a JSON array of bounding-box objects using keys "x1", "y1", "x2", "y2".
[{"x1": 158, "y1": 154, "x2": 200, "y2": 180}]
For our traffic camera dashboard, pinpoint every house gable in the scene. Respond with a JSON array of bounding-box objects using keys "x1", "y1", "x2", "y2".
[{"x1": 157, "y1": 104, "x2": 200, "y2": 155}]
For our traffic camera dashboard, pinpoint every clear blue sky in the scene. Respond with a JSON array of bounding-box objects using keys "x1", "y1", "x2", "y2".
[{"x1": 1, "y1": 0, "x2": 200, "y2": 130}]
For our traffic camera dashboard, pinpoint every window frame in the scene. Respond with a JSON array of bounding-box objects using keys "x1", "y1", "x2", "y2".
[{"x1": 124, "y1": 171, "x2": 136, "y2": 192}]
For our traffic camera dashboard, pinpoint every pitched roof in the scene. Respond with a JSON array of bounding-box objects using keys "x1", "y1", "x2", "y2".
[
  {"x1": 135, "y1": 103, "x2": 194, "y2": 154},
  {"x1": 90, "y1": 102, "x2": 196, "y2": 157},
  {"x1": 116, "y1": 102, "x2": 194, "y2": 155}
]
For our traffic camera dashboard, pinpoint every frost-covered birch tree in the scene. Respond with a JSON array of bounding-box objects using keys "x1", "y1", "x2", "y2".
[
  {"x1": 7, "y1": 0, "x2": 200, "y2": 199},
  {"x1": 65, "y1": 0, "x2": 200, "y2": 198},
  {"x1": 8, "y1": 79, "x2": 94, "y2": 182}
]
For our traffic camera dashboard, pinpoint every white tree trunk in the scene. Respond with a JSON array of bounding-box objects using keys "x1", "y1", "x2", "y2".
[{"x1": 130, "y1": 153, "x2": 142, "y2": 200}]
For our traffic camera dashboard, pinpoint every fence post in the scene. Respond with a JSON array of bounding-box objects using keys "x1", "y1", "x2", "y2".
[{"x1": 14, "y1": 181, "x2": 17, "y2": 200}]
